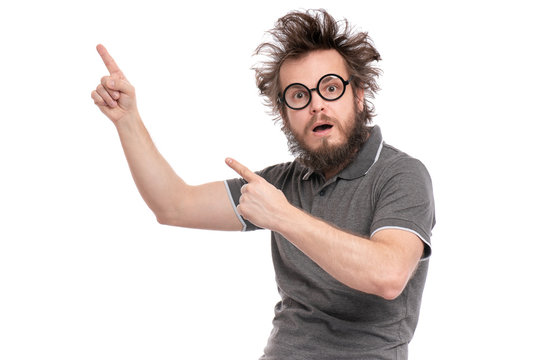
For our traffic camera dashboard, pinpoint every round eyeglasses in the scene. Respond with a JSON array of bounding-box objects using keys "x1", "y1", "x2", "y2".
[{"x1": 280, "y1": 73, "x2": 350, "y2": 110}]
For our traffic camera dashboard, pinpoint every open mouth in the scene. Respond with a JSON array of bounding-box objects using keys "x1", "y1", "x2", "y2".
[{"x1": 313, "y1": 124, "x2": 333, "y2": 133}]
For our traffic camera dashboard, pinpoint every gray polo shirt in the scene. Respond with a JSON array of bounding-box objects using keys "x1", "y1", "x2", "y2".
[{"x1": 225, "y1": 125, "x2": 435, "y2": 360}]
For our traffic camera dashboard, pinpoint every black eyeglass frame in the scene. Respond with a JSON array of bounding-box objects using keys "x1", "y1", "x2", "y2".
[{"x1": 279, "y1": 73, "x2": 350, "y2": 110}]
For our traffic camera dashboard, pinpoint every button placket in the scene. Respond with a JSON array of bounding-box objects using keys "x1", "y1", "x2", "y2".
[{"x1": 312, "y1": 182, "x2": 334, "y2": 216}]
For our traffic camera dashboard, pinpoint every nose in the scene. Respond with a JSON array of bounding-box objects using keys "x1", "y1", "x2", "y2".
[{"x1": 309, "y1": 91, "x2": 326, "y2": 114}]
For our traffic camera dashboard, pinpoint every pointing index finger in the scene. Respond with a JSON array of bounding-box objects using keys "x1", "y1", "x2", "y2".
[
  {"x1": 226, "y1": 158, "x2": 259, "y2": 183},
  {"x1": 96, "y1": 44, "x2": 125, "y2": 78}
]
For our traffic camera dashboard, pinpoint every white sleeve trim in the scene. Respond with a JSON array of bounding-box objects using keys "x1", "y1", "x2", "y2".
[
  {"x1": 371, "y1": 226, "x2": 431, "y2": 261},
  {"x1": 224, "y1": 181, "x2": 247, "y2": 232}
]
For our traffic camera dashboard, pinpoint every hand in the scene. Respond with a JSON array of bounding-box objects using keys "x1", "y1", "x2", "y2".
[
  {"x1": 226, "y1": 158, "x2": 291, "y2": 231},
  {"x1": 91, "y1": 44, "x2": 138, "y2": 124}
]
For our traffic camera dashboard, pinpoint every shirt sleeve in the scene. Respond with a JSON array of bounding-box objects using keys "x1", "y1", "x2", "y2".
[
  {"x1": 225, "y1": 177, "x2": 262, "y2": 232},
  {"x1": 370, "y1": 156, "x2": 436, "y2": 259}
]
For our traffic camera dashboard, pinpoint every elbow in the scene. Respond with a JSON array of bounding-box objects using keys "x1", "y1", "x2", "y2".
[
  {"x1": 155, "y1": 208, "x2": 192, "y2": 228},
  {"x1": 346, "y1": 271, "x2": 408, "y2": 301},
  {"x1": 378, "y1": 283, "x2": 404, "y2": 301},
  {"x1": 155, "y1": 210, "x2": 178, "y2": 226},
  {"x1": 374, "y1": 271, "x2": 410, "y2": 301},
  {"x1": 156, "y1": 214, "x2": 169, "y2": 225}
]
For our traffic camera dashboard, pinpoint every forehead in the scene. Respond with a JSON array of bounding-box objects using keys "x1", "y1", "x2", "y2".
[{"x1": 279, "y1": 49, "x2": 349, "y2": 89}]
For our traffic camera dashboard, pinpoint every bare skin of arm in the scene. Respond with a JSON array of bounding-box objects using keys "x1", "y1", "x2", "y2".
[{"x1": 91, "y1": 44, "x2": 242, "y2": 231}]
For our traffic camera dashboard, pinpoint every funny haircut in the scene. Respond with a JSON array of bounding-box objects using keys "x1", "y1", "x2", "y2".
[{"x1": 254, "y1": 9, "x2": 382, "y2": 126}]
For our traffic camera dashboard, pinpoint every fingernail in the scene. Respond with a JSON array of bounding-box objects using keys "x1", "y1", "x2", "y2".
[{"x1": 108, "y1": 80, "x2": 115, "y2": 88}]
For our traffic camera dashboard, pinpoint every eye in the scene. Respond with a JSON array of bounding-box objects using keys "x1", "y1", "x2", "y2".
[
  {"x1": 287, "y1": 87, "x2": 308, "y2": 101},
  {"x1": 319, "y1": 76, "x2": 343, "y2": 98},
  {"x1": 293, "y1": 91, "x2": 307, "y2": 99},
  {"x1": 324, "y1": 80, "x2": 342, "y2": 93},
  {"x1": 326, "y1": 84, "x2": 338, "y2": 93},
  {"x1": 284, "y1": 84, "x2": 310, "y2": 108}
]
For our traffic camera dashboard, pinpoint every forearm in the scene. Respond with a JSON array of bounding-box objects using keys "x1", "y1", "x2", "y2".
[
  {"x1": 274, "y1": 205, "x2": 413, "y2": 299},
  {"x1": 115, "y1": 114, "x2": 189, "y2": 221}
]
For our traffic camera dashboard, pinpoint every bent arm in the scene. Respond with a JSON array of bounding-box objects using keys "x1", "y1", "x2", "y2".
[
  {"x1": 115, "y1": 115, "x2": 242, "y2": 231},
  {"x1": 92, "y1": 45, "x2": 241, "y2": 231},
  {"x1": 226, "y1": 157, "x2": 426, "y2": 299},
  {"x1": 275, "y1": 207, "x2": 424, "y2": 300}
]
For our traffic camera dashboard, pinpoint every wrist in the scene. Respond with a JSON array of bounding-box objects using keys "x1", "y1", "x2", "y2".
[
  {"x1": 272, "y1": 202, "x2": 303, "y2": 235},
  {"x1": 114, "y1": 112, "x2": 142, "y2": 131}
]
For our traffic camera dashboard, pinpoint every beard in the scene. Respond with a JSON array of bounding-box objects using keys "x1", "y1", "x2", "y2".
[{"x1": 282, "y1": 105, "x2": 370, "y2": 174}]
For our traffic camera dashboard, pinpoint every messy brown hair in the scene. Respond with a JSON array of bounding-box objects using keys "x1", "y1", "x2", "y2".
[{"x1": 254, "y1": 9, "x2": 381, "y2": 125}]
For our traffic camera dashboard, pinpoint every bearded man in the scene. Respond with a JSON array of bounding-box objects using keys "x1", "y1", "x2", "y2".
[{"x1": 91, "y1": 9, "x2": 435, "y2": 360}]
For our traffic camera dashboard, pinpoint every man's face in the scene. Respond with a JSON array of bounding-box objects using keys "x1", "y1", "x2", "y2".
[{"x1": 279, "y1": 49, "x2": 365, "y2": 172}]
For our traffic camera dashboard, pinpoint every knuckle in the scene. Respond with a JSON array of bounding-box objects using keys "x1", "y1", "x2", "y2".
[
  {"x1": 97, "y1": 85, "x2": 114, "y2": 101},
  {"x1": 91, "y1": 91, "x2": 100, "y2": 102}
]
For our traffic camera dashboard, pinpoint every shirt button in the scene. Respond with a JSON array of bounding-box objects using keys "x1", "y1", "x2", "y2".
[{"x1": 319, "y1": 190, "x2": 326, "y2": 196}]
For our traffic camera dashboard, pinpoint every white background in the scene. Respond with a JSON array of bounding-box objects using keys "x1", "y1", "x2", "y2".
[{"x1": 1, "y1": 0, "x2": 538, "y2": 359}]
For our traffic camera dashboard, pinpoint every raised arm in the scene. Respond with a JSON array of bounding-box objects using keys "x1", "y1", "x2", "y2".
[{"x1": 91, "y1": 45, "x2": 242, "y2": 231}]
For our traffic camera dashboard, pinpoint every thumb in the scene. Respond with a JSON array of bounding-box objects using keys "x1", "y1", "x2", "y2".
[{"x1": 106, "y1": 77, "x2": 134, "y2": 97}]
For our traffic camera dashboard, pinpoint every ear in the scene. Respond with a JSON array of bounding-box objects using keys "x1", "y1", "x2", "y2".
[{"x1": 355, "y1": 87, "x2": 365, "y2": 112}]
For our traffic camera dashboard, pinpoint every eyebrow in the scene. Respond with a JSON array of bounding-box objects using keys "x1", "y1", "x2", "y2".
[{"x1": 319, "y1": 75, "x2": 339, "y2": 84}]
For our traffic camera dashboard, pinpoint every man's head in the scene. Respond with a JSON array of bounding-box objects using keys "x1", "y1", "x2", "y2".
[{"x1": 254, "y1": 9, "x2": 381, "y2": 173}]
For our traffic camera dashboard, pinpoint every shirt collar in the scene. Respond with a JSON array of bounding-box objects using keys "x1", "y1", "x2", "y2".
[{"x1": 302, "y1": 125, "x2": 384, "y2": 181}]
